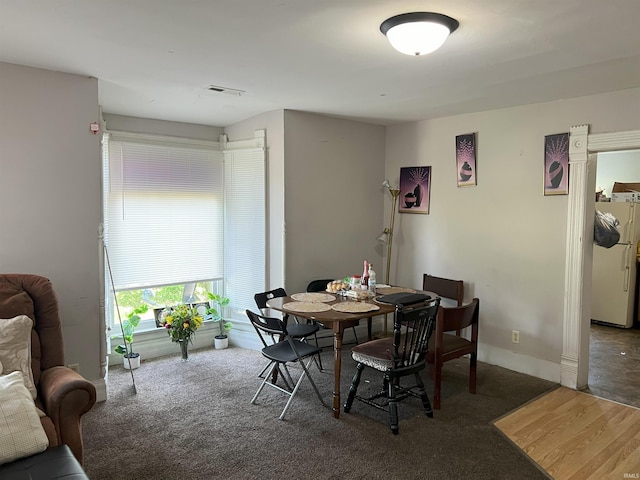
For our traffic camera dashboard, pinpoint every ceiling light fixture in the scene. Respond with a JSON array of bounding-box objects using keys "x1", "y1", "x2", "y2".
[{"x1": 380, "y1": 12, "x2": 459, "y2": 56}]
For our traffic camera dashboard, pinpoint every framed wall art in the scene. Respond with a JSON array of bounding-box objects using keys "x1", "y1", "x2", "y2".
[
  {"x1": 456, "y1": 133, "x2": 477, "y2": 187},
  {"x1": 399, "y1": 166, "x2": 431, "y2": 214},
  {"x1": 544, "y1": 132, "x2": 569, "y2": 195}
]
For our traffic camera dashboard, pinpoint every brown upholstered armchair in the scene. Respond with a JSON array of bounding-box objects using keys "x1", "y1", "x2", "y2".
[{"x1": 0, "y1": 274, "x2": 96, "y2": 464}]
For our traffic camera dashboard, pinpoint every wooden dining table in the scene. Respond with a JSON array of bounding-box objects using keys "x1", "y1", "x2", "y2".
[{"x1": 267, "y1": 290, "x2": 402, "y2": 418}]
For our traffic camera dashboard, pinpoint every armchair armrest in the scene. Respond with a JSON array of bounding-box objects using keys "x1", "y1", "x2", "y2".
[{"x1": 39, "y1": 366, "x2": 97, "y2": 464}]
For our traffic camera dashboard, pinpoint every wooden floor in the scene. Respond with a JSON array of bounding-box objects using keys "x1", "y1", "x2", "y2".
[{"x1": 494, "y1": 387, "x2": 640, "y2": 479}]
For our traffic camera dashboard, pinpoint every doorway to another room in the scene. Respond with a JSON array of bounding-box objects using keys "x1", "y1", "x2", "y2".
[{"x1": 586, "y1": 149, "x2": 640, "y2": 408}]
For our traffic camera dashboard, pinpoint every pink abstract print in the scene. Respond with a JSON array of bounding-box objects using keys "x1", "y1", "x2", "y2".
[
  {"x1": 456, "y1": 133, "x2": 477, "y2": 187},
  {"x1": 544, "y1": 133, "x2": 569, "y2": 195},
  {"x1": 399, "y1": 166, "x2": 431, "y2": 214}
]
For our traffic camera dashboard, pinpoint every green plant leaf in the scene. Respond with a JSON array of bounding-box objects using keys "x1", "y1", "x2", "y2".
[{"x1": 114, "y1": 344, "x2": 127, "y2": 355}]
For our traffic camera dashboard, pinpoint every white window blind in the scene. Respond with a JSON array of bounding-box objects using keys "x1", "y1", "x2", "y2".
[
  {"x1": 224, "y1": 148, "x2": 266, "y2": 319},
  {"x1": 104, "y1": 134, "x2": 223, "y2": 290}
]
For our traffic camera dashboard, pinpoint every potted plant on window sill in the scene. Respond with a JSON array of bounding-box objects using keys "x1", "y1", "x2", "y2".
[
  {"x1": 113, "y1": 304, "x2": 148, "y2": 369},
  {"x1": 207, "y1": 293, "x2": 232, "y2": 349}
]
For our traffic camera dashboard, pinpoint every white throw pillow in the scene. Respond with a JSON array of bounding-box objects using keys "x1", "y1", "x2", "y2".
[
  {"x1": 0, "y1": 371, "x2": 48, "y2": 465},
  {"x1": 0, "y1": 315, "x2": 36, "y2": 398}
]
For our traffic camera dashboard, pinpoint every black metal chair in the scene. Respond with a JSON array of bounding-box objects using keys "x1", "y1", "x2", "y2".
[
  {"x1": 246, "y1": 309, "x2": 326, "y2": 420},
  {"x1": 343, "y1": 297, "x2": 440, "y2": 434},
  {"x1": 254, "y1": 288, "x2": 322, "y2": 375}
]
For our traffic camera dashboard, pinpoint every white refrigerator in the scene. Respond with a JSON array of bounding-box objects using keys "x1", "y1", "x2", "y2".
[{"x1": 591, "y1": 201, "x2": 640, "y2": 328}]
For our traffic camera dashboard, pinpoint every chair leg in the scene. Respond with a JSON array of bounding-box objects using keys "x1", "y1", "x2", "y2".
[
  {"x1": 251, "y1": 362, "x2": 278, "y2": 404},
  {"x1": 387, "y1": 375, "x2": 399, "y2": 435},
  {"x1": 279, "y1": 364, "x2": 296, "y2": 390},
  {"x1": 434, "y1": 360, "x2": 443, "y2": 410},
  {"x1": 415, "y1": 372, "x2": 433, "y2": 418},
  {"x1": 258, "y1": 360, "x2": 274, "y2": 378},
  {"x1": 344, "y1": 362, "x2": 365, "y2": 413},
  {"x1": 469, "y1": 352, "x2": 477, "y2": 394},
  {"x1": 312, "y1": 333, "x2": 324, "y2": 371},
  {"x1": 279, "y1": 356, "x2": 325, "y2": 420}
]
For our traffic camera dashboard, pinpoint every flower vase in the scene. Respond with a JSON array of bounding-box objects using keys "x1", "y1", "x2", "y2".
[{"x1": 179, "y1": 340, "x2": 189, "y2": 361}]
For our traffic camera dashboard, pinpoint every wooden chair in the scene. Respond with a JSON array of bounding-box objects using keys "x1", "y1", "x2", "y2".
[
  {"x1": 422, "y1": 274, "x2": 463, "y2": 307},
  {"x1": 423, "y1": 273, "x2": 464, "y2": 336},
  {"x1": 344, "y1": 298, "x2": 440, "y2": 434},
  {"x1": 426, "y1": 298, "x2": 480, "y2": 410}
]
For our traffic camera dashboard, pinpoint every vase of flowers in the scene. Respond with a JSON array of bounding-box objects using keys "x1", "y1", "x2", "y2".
[{"x1": 157, "y1": 303, "x2": 204, "y2": 361}]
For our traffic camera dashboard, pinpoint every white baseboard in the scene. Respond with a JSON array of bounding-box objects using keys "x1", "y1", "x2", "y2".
[
  {"x1": 93, "y1": 377, "x2": 107, "y2": 403},
  {"x1": 478, "y1": 345, "x2": 561, "y2": 383}
]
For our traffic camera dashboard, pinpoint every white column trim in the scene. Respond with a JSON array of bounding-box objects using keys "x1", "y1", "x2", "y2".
[{"x1": 562, "y1": 125, "x2": 589, "y2": 389}]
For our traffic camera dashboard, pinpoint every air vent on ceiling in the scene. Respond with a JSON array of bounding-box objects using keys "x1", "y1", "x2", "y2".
[{"x1": 207, "y1": 85, "x2": 245, "y2": 96}]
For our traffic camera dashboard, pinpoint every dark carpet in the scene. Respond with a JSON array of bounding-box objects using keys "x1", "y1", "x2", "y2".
[{"x1": 82, "y1": 346, "x2": 556, "y2": 479}]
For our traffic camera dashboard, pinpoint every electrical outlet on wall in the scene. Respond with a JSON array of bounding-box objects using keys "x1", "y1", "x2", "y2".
[
  {"x1": 511, "y1": 330, "x2": 520, "y2": 344},
  {"x1": 68, "y1": 363, "x2": 80, "y2": 373}
]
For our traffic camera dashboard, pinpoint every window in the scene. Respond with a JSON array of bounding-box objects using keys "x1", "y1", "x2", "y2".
[{"x1": 103, "y1": 130, "x2": 265, "y2": 337}]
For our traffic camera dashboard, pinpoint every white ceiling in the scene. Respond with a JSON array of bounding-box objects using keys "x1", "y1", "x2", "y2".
[{"x1": 2, "y1": 0, "x2": 640, "y2": 127}]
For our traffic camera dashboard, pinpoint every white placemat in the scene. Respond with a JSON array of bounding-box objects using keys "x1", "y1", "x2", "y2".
[
  {"x1": 331, "y1": 302, "x2": 380, "y2": 313},
  {"x1": 282, "y1": 301, "x2": 333, "y2": 313},
  {"x1": 290, "y1": 292, "x2": 336, "y2": 303}
]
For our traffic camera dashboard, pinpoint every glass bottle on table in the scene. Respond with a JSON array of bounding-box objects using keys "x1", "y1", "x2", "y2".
[
  {"x1": 362, "y1": 260, "x2": 369, "y2": 289},
  {"x1": 368, "y1": 264, "x2": 376, "y2": 294}
]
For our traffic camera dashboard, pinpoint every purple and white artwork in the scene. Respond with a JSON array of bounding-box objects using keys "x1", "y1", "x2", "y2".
[
  {"x1": 456, "y1": 133, "x2": 477, "y2": 187},
  {"x1": 544, "y1": 133, "x2": 569, "y2": 195},
  {"x1": 399, "y1": 166, "x2": 431, "y2": 214}
]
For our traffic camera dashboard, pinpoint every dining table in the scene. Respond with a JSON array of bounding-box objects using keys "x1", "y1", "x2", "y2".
[{"x1": 266, "y1": 286, "x2": 427, "y2": 418}]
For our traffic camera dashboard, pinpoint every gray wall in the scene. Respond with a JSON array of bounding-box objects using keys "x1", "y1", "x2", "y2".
[
  {"x1": 0, "y1": 62, "x2": 102, "y2": 381},
  {"x1": 283, "y1": 110, "x2": 386, "y2": 293},
  {"x1": 385, "y1": 87, "x2": 640, "y2": 382}
]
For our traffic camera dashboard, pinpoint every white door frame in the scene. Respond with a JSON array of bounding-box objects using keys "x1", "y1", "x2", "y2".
[{"x1": 562, "y1": 125, "x2": 640, "y2": 389}]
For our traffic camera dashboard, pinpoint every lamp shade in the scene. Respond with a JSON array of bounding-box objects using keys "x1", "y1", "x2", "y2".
[{"x1": 380, "y1": 12, "x2": 459, "y2": 56}]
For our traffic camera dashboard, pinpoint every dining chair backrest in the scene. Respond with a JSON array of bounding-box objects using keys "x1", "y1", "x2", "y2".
[
  {"x1": 393, "y1": 298, "x2": 441, "y2": 368},
  {"x1": 306, "y1": 279, "x2": 333, "y2": 293},
  {"x1": 246, "y1": 309, "x2": 285, "y2": 345},
  {"x1": 437, "y1": 298, "x2": 479, "y2": 335},
  {"x1": 254, "y1": 288, "x2": 288, "y2": 310},
  {"x1": 422, "y1": 274, "x2": 463, "y2": 306}
]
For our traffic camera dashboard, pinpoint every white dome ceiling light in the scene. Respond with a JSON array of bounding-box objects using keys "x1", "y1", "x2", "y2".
[{"x1": 380, "y1": 12, "x2": 459, "y2": 56}]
